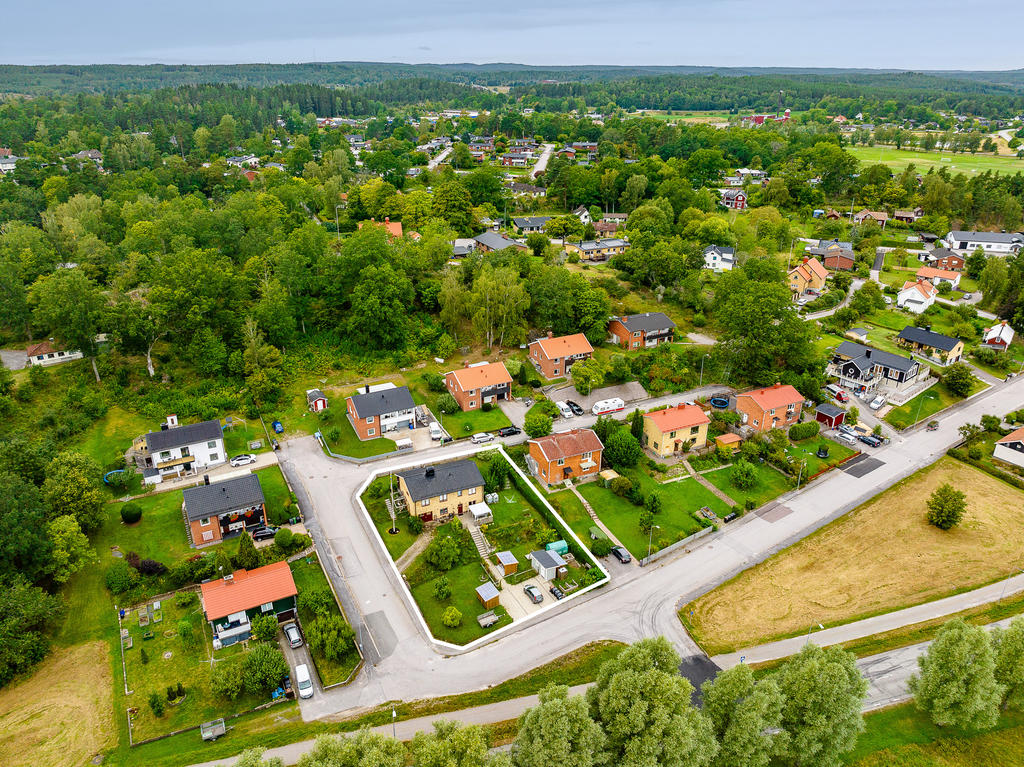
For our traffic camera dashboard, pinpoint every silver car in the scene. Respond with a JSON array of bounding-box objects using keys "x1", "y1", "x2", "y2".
[{"x1": 284, "y1": 622, "x2": 303, "y2": 648}]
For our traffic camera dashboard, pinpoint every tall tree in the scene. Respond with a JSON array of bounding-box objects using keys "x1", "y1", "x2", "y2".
[
  {"x1": 46, "y1": 515, "x2": 95, "y2": 584},
  {"x1": 586, "y1": 637, "x2": 718, "y2": 767},
  {"x1": 410, "y1": 720, "x2": 494, "y2": 767},
  {"x1": 776, "y1": 644, "x2": 868, "y2": 767},
  {"x1": 41, "y1": 451, "x2": 106, "y2": 533},
  {"x1": 701, "y1": 664, "x2": 788, "y2": 767},
  {"x1": 0, "y1": 472, "x2": 53, "y2": 584},
  {"x1": 511, "y1": 684, "x2": 605, "y2": 767},
  {"x1": 30, "y1": 268, "x2": 105, "y2": 381},
  {"x1": 295, "y1": 731, "x2": 403, "y2": 767},
  {"x1": 910, "y1": 618, "x2": 1003, "y2": 729},
  {"x1": 992, "y1": 616, "x2": 1024, "y2": 711}
]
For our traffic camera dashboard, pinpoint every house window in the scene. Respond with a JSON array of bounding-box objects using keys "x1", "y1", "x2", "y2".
[
  {"x1": 690, "y1": 426, "x2": 699, "y2": 435},
  {"x1": 632, "y1": 331, "x2": 640, "y2": 337},
  {"x1": 202, "y1": 530, "x2": 214, "y2": 541},
  {"x1": 582, "y1": 452, "x2": 592, "y2": 461},
  {"x1": 457, "y1": 489, "x2": 463, "y2": 497},
  {"x1": 439, "y1": 493, "x2": 448, "y2": 501},
  {"x1": 421, "y1": 499, "x2": 429, "y2": 507},
  {"x1": 669, "y1": 430, "x2": 676, "y2": 438},
  {"x1": 207, "y1": 441, "x2": 217, "y2": 448},
  {"x1": 553, "y1": 369, "x2": 559, "y2": 376},
  {"x1": 367, "y1": 415, "x2": 375, "y2": 423},
  {"x1": 753, "y1": 419, "x2": 760, "y2": 427},
  {"x1": 468, "y1": 487, "x2": 476, "y2": 495},
  {"x1": 557, "y1": 458, "x2": 565, "y2": 466},
  {"x1": 469, "y1": 401, "x2": 476, "y2": 408},
  {"x1": 260, "y1": 602, "x2": 274, "y2": 613},
  {"x1": 209, "y1": 454, "x2": 218, "y2": 462},
  {"x1": 200, "y1": 517, "x2": 210, "y2": 526},
  {"x1": 160, "y1": 451, "x2": 171, "y2": 460},
  {"x1": 769, "y1": 408, "x2": 776, "y2": 416},
  {"x1": 368, "y1": 428, "x2": 376, "y2": 436}
]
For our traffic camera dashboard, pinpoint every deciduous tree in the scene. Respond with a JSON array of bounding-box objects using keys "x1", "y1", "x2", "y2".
[
  {"x1": 926, "y1": 483, "x2": 966, "y2": 530},
  {"x1": 511, "y1": 684, "x2": 605, "y2": 767}
]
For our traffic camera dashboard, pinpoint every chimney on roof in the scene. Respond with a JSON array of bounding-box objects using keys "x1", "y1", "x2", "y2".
[
  {"x1": 364, "y1": 384, "x2": 370, "y2": 394},
  {"x1": 385, "y1": 217, "x2": 390, "y2": 223},
  {"x1": 167, "y1": 414, "x2": 179, "y2": 428},
  {"x1": 425, "y1": 467, "x2": 435, "y2": 478},
  {"x1": 865, "y1": 349, "x2": 872, "y2": 358},
  {"x1": 547, "y1": 331, "x2": 553, "y2": 338},
  {"x1": 224, "y1": 574, "x2": 233, "y2": 583},
  {"x1": 160, "y1": 423, "x2": 168, "y2": 431}
]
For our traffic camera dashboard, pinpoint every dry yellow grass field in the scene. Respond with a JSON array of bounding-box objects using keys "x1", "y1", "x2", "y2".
[
  {"x1": 685, "y1": 458, "x2": 1024, "y2": 654},
  {"x1": 0, "y1": 642, "x2": 114, "y2": 767}
]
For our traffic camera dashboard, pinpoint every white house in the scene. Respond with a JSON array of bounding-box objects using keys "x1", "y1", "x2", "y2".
[
  {"x1": 982, "y1": 321, "x2": 1015, "y2": 352},
  {"x1": 994, "y1": 427, "x2": 1024, "y2": 470},
  {"x1": 944, "y1": 231, "x2": 1024, "y2": 256},
  {"x1": 572, "y1": 205, "x2": 592, "y2": 225},
  {"x1": 527, "y1": 549, "x2": 567, "y2": 581},
  {"x1": 26, "y1": 340, "x2": 83, "y2": 367},
  {"x1": 703, "y1": 245, "x2": 736, "y2": 272},
  {"x1": 134, "y1": 416, "x2": 226, "y2": 485},
  {"x1": 226, "y1": 154, "x2": 260, "y2": 168},
  {"x1": 897, "y1": 280, "x2": 938, "y2": 314}
]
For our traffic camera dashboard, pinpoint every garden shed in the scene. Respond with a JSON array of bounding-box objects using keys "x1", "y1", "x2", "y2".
[
  {"x1": 815, "y1": 402, "x2": 846, "y2": 430},
  {"x1": 475, "y1": 581, "x2": 500, "y2": 609},
  {"x1": 714, "y1": 433, "x2": 742, "y2": 454},
  {"x1": 496, "y1": 550, "x2": 518, "y2": 576}
]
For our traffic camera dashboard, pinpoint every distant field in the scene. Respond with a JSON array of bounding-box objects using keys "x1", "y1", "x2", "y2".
[
  {"x1": 0, "y1": 642, "x2": 114, "y2": 767},
  {"x1": 849, "y1": 145, "x2": 1024, "y2": 175},
  {"x1": 683, "y1": 458, "x2": 1024, "y2": 655}
]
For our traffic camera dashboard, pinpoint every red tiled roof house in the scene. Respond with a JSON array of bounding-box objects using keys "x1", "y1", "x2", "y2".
[
  {"x1": 445, "y1": 362, "x2": 512, "y2": 411},
  {"x1": 528, "y1": 332, "x2": 594, "y2": 380},
  {"x1": 200, "y1": 561, "x2": 298, "y2": 648},
  {"x1": 735, "y1": 383, "x2": 804, "y2": 432},
  {"x1": 528, "y1": 428, "x2": 604, "y2": 487}
]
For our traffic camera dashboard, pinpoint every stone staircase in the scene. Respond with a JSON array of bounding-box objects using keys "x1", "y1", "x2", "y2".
[
  {"x1": 565, "y1": 480, "x2": 601, "y2": 523},
  {"x1": 463, "y1": 517, "x2": 494, "y2": 559}
]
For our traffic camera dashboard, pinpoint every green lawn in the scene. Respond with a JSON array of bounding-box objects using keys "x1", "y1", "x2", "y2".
[
  {"x1": 121, "y1": 594, "x2": 265, "y2": 741},
  {"x1": 255, "y1": 465, "x2": 298, "y2": 526},
  {"x1": 112, "y1": 490, "x2": 195, "y2": 562},
  {"x1": 546, "y1": 488, "x2": 595, "y2": 547},
  {"x1": 577, "y1": 471, "x2": 715, "y2": 559},
  {"x1": 290, "y1": 554, "x2": 361, "y2": 686},
  {"x1": 410, "y1": 560, "x2": 512, "y2": 645},
  {"x1": 478, "y1": 478, "x2": 563, "y2": 565},
  {"x1": 360, "y1": 475, "x2": 422, "y2": 561},
  {"x1": 848, "y1": 145, "x2": 1024, "y2": 176},
  {"x1": 884, "y1": 380, "x2": 985, "y2": 429},
  {"x1": 71, "y1": 406, "x2": 152, "y2": 469},
  {"x1": 222, "y1": 419, "x2": 273, "y2": 457},
  {"x1": 703, "y1": 461, "x2": 793, "y2": 509},
  {"x1": 787, "y1": 437, "x2": 858, "y2": 477},
  {"x1": 316, "y1": 405, "x2": 397, "y2": 458}
]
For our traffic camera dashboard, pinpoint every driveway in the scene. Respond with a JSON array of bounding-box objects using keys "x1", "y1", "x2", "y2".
[
  {"x1": 805, "y1": 279, "x2": 864, "y2": 320},
  {"x1": 0, "y1": 349, "x2": 27, "y2": 371},
  {"x1": 531, "y1": 143, "x2": 556, "y2": 177},
  {"x1": 279, "y1": 624, "x2": 321, "y2": 704}
]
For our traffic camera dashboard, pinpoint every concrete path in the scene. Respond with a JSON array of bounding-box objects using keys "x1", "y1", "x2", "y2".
[
  {"x1": 394, "y1": 530, "x2": 432, "y2": 572},
  {"x1": 681, "y1": 458, "x2": 736, "y2": 507},
  {"x1": 715, "y1": 570, "x2": 1024, "y2": 668},
  {"x1": 427, "y1": 146, "x2": 452, "y2": 170}
]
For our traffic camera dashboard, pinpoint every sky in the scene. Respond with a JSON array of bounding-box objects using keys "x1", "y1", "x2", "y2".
[{"x1": 3, "y1": 0, "x2": 1021, "y2": 70}]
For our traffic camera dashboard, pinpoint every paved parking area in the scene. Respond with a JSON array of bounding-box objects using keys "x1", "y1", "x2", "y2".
[
  {"x1": 842, "y1": 455, "x2": 885, "y2": 477},
  {"x1": 278, "y1": 622, "x2": 320, "y2": 703},
  {"x1": 499, "y1": 574, "x2": 552, "y2": 620}
]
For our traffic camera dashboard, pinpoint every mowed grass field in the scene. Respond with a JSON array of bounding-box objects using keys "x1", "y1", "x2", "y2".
[
  {"x1": 683, "y1": 458, "x2": 1024, "y2": 655},
  {"x1": 0, "y1": 642, "x2": 114, "y2": 767},
  {"x1": 848, "y1": 145, "x2": 1024, "y2": 175}
]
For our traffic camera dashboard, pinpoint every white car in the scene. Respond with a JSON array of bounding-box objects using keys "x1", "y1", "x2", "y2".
[
  {"x1": 230, "y1": 454, "x2": 257, "y2": 467},
  {"x1": 869, "y1": 395, "x2": 886, "y2": 410},
  {"x1": 295, "y1": 663, "x2": 314, "y2": 699},
  {"x1": 555, "y1": 401, "x2": 573, "y2": 418},
  {"x1": 471, "y1": 432, "x2": 494, "y2": 444}
]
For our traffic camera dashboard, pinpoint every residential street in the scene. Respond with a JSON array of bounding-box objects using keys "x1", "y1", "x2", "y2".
[
  {"x1": 531, "y1": 143, "x2": 556, "y2": 176},
  {"x1": 262, "y1": 371, "x2": 1024, "y2": 734},
  {"x1": 427, "y1": 146, "x2": 452, "y2": 170}
]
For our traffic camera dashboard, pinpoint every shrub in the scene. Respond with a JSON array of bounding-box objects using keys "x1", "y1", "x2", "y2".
[
  {"x1": 745, "y1": 498, "x2": 756, "y2": 511},
  {"x1": 481, "y1": 402, "x2": 493, "y2": 412},
  {"x1": 120, "y1": 502, "x2": 142, "y2": 524},
  {"x1": 645, "y1": 493, "x2": 663, "y2": 515},
  {"x1": 442, "y1": 606, "x2": 463, "y2": 628},
  {"x1": 432, "y1": 576, "x2": 451, "y2": 601},
  {"x1": 176, "y1": 681, "x2": 184, "y2": 698},
  {"x1": 968, "y1": 445, "x2": 983, "y2": 460},
  {"x1": 422, "y1": 371, "x2": 447, "y2": 392},
  {"x1": 140, "y1": 647, "x2": 148, "y2": 665},
  {"x1": 166, "y1": 685, "x2": 177, "y2": 701},
  {"x1": 251, "y1": 613, "x2": 279, "y2": 643},
  {"x1": 730, "y1": 459, "x2": 758, "y2": 490},
  {"x1": 524, "y1": 411, "x2": 553, "y2": 438},
  {"x1": 177, "y1": 619, "x2": 196, "y2": 650},
  {"x1": 609, "y1": 477, "x2": 633, "y2": 497},
  {"x1": 605, "y1": 430, "x2": 643, "y2": 469},
  {"x1": 407, "y1": 516, "x2": 424, "y2": 535},
  {"x1": 424, "y1": 534, "x2": 461, "y2": 571},
  {"x1": 788, "y1": 421, "x2": 821, "y2": 441},
  {"x1": 436, "y1": 393, "x2": 460, "y2": 414},
  {"x1": 927, "y1": 483, "x2": 967, "y2": 530},
  {"x1": 148, "y1": 691, "x2": 165, "y2": 717},
  {"x1": 326, "y1": 426, "x2": 342, "y2": 443},
  {"x1": 591, "y1": 537, "x2": 614, "y2": 557},
  {"x1": 105, "y1": 560, "x2": 141, "y2": 594},
  {"x1": 299, "y1": 585, "x2": 337, "y2": 619},
  {"x1": 731, "y1": 504, "x2": 743, "y2": 515},
  {"x1": 175, "y1": 591, "x2": 197, "y2": 608},
  {"x1": 243, "y1": 643, "x2": 289, "y2": 694},
  {"x1": 638, "y1": 509, "x2": 654, "y2": 534},
  {"x1": 138, "y1": 558, "x2": 167, "y2": 576},
  {"x1": 211, "y1": 661, "x2": 244, "y2": 700},
  {"x1": 306, "y1": 615, "x2": 355, "y2": 662},
  {"x1": 274, "y1": 527, "x2": 294, "y2": 551}
]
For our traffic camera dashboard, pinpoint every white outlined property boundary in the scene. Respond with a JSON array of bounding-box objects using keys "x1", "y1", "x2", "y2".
[{"x1": 353, "y1": 443, "x2": 611, "y2": 655}]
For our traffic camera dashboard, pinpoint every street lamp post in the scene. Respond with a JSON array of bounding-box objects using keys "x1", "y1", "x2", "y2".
[
  {"x1": 804, "y1": 622, "x2": 824, "y2": 645},
  {"x1": 392, "y1": 706, "x2": 397, "y2": 739},
  {"x1": 646, "y1": 524, "x2": 661, "y2": 563}
]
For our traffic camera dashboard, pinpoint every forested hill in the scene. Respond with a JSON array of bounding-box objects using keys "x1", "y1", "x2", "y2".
[{"x1": 2, "y1": 61, "x2": 1024, "y2": 97}]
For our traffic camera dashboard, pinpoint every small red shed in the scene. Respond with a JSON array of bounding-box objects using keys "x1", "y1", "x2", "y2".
[{"x1": 815, "y1": 402, "x2": 846, "y2": 430}]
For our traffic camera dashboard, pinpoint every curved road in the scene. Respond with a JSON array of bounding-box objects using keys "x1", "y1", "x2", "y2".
[{"x1": 268, "y1": 373, "x2": 1024, "y2": 728}]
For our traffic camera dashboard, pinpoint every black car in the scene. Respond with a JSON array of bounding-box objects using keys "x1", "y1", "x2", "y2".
[
  {"x1": 251, "y1": 526, "x2": 277, "y2": 541},
  {"x1": 858, "y1": 434, "x2": 883, "y2": 448},
  {"x1": 565, "y1": 401, "x2": 585, "y2": 416},
  {"x1": 549, "y1": 585, "x2": 565, "y2": 600},
  {"x1": 497, "y1": 426, "x2": 522, "y2": 437},
  {"x1": 611, "y1": 546, "x2": 632, "y2": 564}
]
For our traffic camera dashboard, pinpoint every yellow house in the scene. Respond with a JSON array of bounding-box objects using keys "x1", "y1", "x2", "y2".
[
  {"x1": 788, "y1": 257, "x2": 828, "y2": 295},
  {"x1": 396, "y1": 460, "x2": 485, "y2": 523},
  {"x1": 642, "y1": 404, "x2": 710, "y2": 458}
]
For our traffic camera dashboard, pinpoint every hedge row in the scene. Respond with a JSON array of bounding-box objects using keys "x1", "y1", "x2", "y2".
[{"x1": 947, "y1": 448, "x2": 1024, "y2": 491}]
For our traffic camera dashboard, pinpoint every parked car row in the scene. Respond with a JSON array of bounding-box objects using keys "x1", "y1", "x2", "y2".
[{"x1": 555, "y1": 400, "x2": 585, "y2": 418}]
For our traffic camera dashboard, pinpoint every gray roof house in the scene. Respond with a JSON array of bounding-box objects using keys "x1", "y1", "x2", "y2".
[
  {"x1": 474, "y1": 231, "x2": 524, "y2": 253},
  {"x1": 618, "y1": 312, "x2": 677, "y2": 333},
  {"x1": 183, "y1": 474, "x2": 266, "y2": 522},
  {"x1": 896, "y1": 326, "x2": 960, "y2": 353},
  {"x1": 397, "y1": 460, "x2": 486, "y2": 503},
  {"x1": 347, "y1": 385, "x2": 415, "y2": 419},
  {"x1": 528, "y1": 549, "x2": 567, "y2": 581},
  {"x1": 144, "y1": 419, "x2": 223, "y2": 453},
  {"x1": 829, "y1": 341, "x2": 922, "y2": 395},
  {"x1": 512, "y1": 216, "x2": 552, "y2": 233}
]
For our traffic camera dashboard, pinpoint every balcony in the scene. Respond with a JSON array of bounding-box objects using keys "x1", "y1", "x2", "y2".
[
  {"x1": 580, "y1": 459, "x2": 597, "y2": 470},
  {"x1": 156, "y1": 455, "x2": 193, "y2": 470}
]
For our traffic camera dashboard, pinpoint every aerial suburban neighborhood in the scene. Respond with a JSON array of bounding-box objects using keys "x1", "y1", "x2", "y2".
[{"x1": 4, "y1": 33, "x2": 1024, "y2": 767}]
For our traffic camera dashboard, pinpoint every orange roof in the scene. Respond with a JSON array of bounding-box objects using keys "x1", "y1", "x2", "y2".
[
  {"x1": 737, "y1": 383, "x2": 804, "y2": 411},
  {"x1": 790, "y1": 257, "x2": 827, "y2": 283},
  {"x1": 447, "y1": 362, "x2": 512, "y2": 390},
  {"x1": 529, "y1": 428, "x2": 603, "y2": 461},
  {"x1": 900, "y1": 280, "x2": 937, "y2": 299},
  {"x1": 644, "y1": 403, "x2": 710, "y2": 433},
  {"x1": 26, "y1": 340, "x2": 59, "y2": 357},
  {"x1": 531, "y1": 333, "x2": 594, "y2": 360},
  {"x1": 998, "y1": 426, "x2": 1024, "y2": 445},
  {"x1": 716, "y1": 433, "x2": 742, "y2": 444},
  {"x1": 200, "y1": 561, "x2": 297, "y2": 621},
  {"x1": 916, "y1": 266, "x2": 959, "y2": 280},
  {"x1": 358, "y1": 217, "x2": 404, "y2": 239}
]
